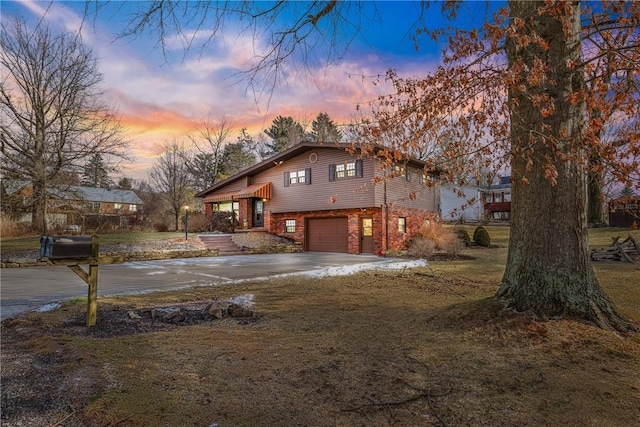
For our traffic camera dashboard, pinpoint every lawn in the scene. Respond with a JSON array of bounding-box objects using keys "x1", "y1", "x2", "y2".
[
  {"x1": 1, "y1": 227, "x2": 639, "y2": 426},
  {"x1": 0, "y1": 231, "x2": 188, "y2": 253}
]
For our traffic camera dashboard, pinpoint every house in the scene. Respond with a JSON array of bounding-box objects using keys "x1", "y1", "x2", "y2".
[
  {"x1": 196, "y1": 141, "x2": 440, "y2": 254},
  {"x1": 440, "y1": 183, "x2": 483, "y2": 222},
  {"x1": 482, "y1": 176, "x2": 512, "y2": 220},
  {"x1": 608, "y1": 196, "x2": 639, "y2": 227},
  {"x1": 1, "y1": 180, "x2": 143, "y2": 231}
]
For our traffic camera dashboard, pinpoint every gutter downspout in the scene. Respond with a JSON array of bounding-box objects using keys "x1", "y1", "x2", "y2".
[{"x1": 384, "y1": 170, "x2": 389, "y2": 253}]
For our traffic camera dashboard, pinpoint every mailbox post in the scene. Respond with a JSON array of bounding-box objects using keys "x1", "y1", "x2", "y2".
[{"x1": 40, "y1": 234, "x2": 123, "y2": 327}]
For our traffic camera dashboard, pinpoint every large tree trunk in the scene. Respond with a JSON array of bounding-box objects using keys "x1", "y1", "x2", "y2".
[
  {"x1": 496, "y1": 0, "x2": 630, "y2": 331},
  {"x1": 587, "y1": 169, "x2": 605, "y2": 227}
]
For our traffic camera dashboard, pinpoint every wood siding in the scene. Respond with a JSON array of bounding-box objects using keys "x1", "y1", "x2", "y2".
[
  {"x1": 254, "y1": 148, "x2": 377, "y2": 214},
  {"x1": 374, "y1": 166, "x2": 439, "y2": 212}
]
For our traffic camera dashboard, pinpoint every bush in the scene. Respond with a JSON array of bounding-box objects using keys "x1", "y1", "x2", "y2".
[
  {"x1": 154, "y1": 223, "x2": 169, "y2": 232},
  {"x1": 0, "y1": 214, "x2": 31, "y2": 237},
  {"x1": 406, "y1": 237, "x2": 436, "y2": 259},
  {"x1": 408, "y1": 221, "x2": 468, "y2": 252},
  {"x1": 473, "y1": 226, "x2": 491, "y2": 247},
  {"x1": 209, "y1": 211, "x2": 236, "y2": 233},
  {"x1": 441, "y1": 235, "x2": 466, "y2": 255},
  {"x1": 454, "y1": 228, "x2": 471, "y2": 246},
  {"x1": 184, "y1": 212, "x2": 210, "y2": 233}
]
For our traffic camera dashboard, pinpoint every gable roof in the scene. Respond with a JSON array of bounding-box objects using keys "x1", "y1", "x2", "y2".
[
  {"x1": 1, "y1": 179, "x2": 142, "y2": 205},
  {"x1": 196, "y1": 141, "x2": 430, "y2": 198},
  {"x1": 49, "y1": 186, "x2": 143, "y2": 205}
]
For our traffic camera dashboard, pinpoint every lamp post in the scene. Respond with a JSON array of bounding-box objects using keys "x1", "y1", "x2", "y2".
[{"x1": 184, "y1": 205, "x2": 189, "y2": 241}]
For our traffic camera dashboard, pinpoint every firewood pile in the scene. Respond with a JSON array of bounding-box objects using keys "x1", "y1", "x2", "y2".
[{"x1": 590, "y1": 235, "x2": 640, "y2": 263}]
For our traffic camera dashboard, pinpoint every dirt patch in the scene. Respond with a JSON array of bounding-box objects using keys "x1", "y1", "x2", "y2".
[{"x1": 2, "y1": 268, "x2": 639, "y2": 427}]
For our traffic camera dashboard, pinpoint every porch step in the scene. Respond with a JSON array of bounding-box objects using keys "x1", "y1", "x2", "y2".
[{"x1": 198, "y1": 234, "x2": 243, "y2": 254}]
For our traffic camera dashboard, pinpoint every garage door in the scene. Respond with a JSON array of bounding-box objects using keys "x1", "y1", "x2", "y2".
[{"x1": 307, "y1": 217, "x2": 348, "y2": 252}]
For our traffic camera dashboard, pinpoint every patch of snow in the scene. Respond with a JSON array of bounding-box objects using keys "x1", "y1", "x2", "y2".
[
  {"x1": 35, "y1": 302, "x2": 61, "y2": 313},
  {"x1": 302, "y1": 259, "x2": 427, "y2": 278},
  {"x1": 228, "y1": 294, "x2": 255, "y2": 308}
]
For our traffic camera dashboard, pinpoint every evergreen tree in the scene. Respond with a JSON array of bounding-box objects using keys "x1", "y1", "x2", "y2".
[
  {"x1": 310, "y1": 112, "x2": 342, "y2": 143},
  {"x1": 117, "y1": 177, "x2": 132, "y2": 190},
  {"x1": 188, "y1": 152, "x2": 219, "y2": 193},
  {"x1": 82, "y1": 154, "x2": 112, "y2": 188},
  {"x1": 263, "y1": 116, "x2": 304, "y2": 156},
  {"x1": 220, "y1": 137, "x2": 257, "y2": 179}
]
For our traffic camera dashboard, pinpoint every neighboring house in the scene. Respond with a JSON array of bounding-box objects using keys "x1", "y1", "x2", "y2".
[
  {"x1": 482, "y1": 176, "x2": 512, "y2": 220},
  {"x1": 608, "y1": 196, "x2": 639, "y2": 227},
  {"x1": 440, "y1": 183, "x2": 483, "y2": 222},
  {"x1": 196, "y1": 141, "x2": 440, "y2": 254},
  {"x1": 2, "y1": 180, "x2": 143, "y2": 231}
]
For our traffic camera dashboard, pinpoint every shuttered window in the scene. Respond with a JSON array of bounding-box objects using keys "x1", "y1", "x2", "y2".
[
  {"x1": 285, "y1": 168, "x2": 312, "y2": 186},
  {"x1": 330, "y1": 159, "x2": 363, "y2": 181}
]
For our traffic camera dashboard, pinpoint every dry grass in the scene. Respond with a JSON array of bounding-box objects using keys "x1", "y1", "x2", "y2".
[{"x1": 2, "y1": 228, "x2": 640, "y2": 426}]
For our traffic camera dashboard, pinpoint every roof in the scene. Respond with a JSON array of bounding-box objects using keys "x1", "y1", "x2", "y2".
[
  {"x1": 196, "y1": 140, "x2": 431, "y2": 198},
  {"x1": 50, "y1": 186, "x2": 143, "y2": 204},
  {"x1": 1, "y1": 180, "x2": 142, "y2": 204}
]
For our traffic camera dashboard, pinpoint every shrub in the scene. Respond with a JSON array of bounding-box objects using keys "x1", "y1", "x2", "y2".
[
  {"x1": 441, "y1": 235, "x2": 466, "y2": 255},
  {"x1": 454, "y1": 228, "x2": 471, "y2": 246},
  {"x1": 1, "y1": 214, "x2": 22, "y2": 237},
  {"x1": 406, "y1": 236, "x2": 436, "y2": 259},
  {"x1": 154, "y1": 223, "x2": 169, "y2": 232},
  {"x1": 473, "y1": 226, "x2": 491, "y2": 247},
  {"x1": 209, "y1": 211, "x2": 236, "y2": 233},
  {"x1": 184, "y1": 212, "x2": 210, "y2": 233},
  {"x1": 408, "y1": 221, "x2": 467, "y2": 252}
]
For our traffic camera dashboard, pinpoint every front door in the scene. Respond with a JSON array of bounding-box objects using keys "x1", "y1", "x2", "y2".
[
  {"x1": 360, "y1": 216, "x2": 374, "y2": 253},
  {"x1": 253, "y1": 199, "x2": 264, "y2": 227}
]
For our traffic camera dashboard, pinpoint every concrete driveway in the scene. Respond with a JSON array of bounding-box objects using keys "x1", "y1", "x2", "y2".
[{"x1": 0, "y1": 252, "x2": 414, "y2": 321}]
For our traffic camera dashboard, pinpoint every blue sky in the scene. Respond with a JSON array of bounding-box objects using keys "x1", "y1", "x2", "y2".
[{"x1": 1, "y1": 1, "x2": 490, "y2": 180}]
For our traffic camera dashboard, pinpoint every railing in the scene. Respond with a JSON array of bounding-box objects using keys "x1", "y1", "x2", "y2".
[{"x1": 484, "y1": 202, "x2": 511, "y2": 213}]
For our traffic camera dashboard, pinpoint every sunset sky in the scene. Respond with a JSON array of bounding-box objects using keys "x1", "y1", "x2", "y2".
[{"x1": 1, "y1": 1, "x2": 494, "y2": 181}]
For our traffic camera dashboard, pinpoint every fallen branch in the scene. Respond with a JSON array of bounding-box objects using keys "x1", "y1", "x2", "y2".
[{"x1": 342, "y1": 386, "x2": 451, "y2": 427}]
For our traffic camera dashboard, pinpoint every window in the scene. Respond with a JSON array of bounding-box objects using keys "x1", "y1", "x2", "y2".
[
  {"x1": 398, "y1": 217, "x2": 406, "y2": 234},
  {"x1": 504, "y1": 193, "x2": 511, "y2": 202},
  {"x1": 129, "y1": 204, "x2": 137, "y2": 212},
  {"x1": 285, "y1": 219, "x2": 296, "y2": 233},
  {"x1": 114, "y1": 203, "x2": 122, "y2": 210},
  {"x1": 213, "y1": 201, "x2": 239, "y2": 218},
  {"x1": 87, "y1": 202, "x2": 100, "y2": 212},
  {"x1": 289, "y1": 170, "x2": 305, "y2": 184},
  {"x1": 284, "y1": 168, "x2": 311, "y2": 186},
  {"x1": 329, "y1": 159, "x2": 363, "y2": 181},
  {"x1": 394, "y1": 165, "x2": 408, "y2": 180}
]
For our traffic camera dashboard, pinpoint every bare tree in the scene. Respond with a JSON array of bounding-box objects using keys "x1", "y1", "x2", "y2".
[
  {"x1": 149, "y1": 140, "x2": 193, "y2": 231},
  {"x1": 0, "y1": 19, "x2": 129, "y2": 233},
  {"x1": 187, "y1": 115, "x2": 233, "y2": 192}
]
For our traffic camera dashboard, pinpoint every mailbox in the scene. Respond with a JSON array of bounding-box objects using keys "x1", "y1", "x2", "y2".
[{"x1": 40, "y1": 235, "x2": 95, "y2": 259}]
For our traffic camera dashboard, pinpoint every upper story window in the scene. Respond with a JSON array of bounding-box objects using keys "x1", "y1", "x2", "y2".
[
  {"x1": 114, "y1": 203, "x2": 123, "y2": 210},
  {"x1": 393, "y1": 164, "x2": 409, "y2": 181},
  {"x1": 289, "y1": 170, "x2": 306, "y2": 185},
  {"x1": 504, "y1": 193, "x2": 511, "y2": 202},
  {"x1": 129, "y1": 204, "x2": 137, "y2": 212},
  {"x1": 284, "y1": 168, "x2": 311, "y2": 186},
  {"x1": 329, "y1": 159, "x2": 363, "y2": 182}
]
